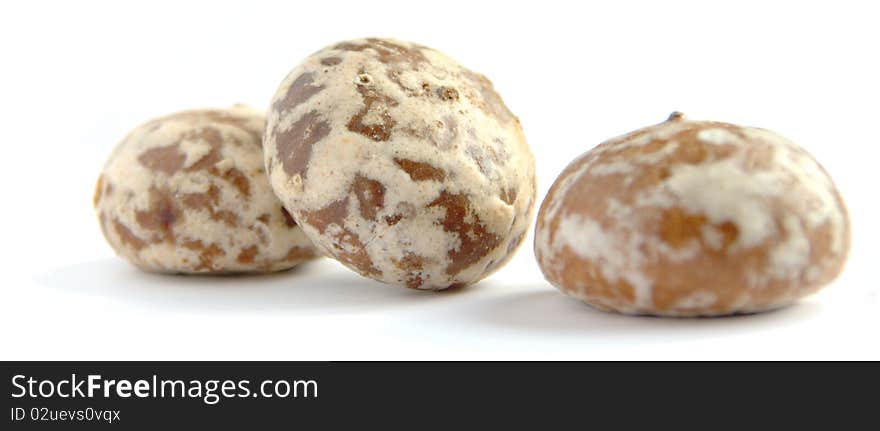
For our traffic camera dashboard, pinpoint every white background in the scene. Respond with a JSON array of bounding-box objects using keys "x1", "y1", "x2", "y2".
[{"x1": 2, "y1": 0, "x2": 877, "y2": 359}]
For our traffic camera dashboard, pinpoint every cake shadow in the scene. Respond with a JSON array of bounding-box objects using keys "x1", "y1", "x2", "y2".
[
  {"x1": 34, "y1": 258, "x2": 454, "y2": 314},
  {"x1": 453, "y1": 284, "x2": 824, "y2": 338}
]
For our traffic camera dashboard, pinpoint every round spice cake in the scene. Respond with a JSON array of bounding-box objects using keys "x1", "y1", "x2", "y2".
[
  {"x1": 534, "y1": 113, "x2": 850, "y2": 316},
  {"x1": 264, "y1": 38, "x2": 536, "y2": 289},
  {"x1": 95, "y1": 105, "x2": 318, "y2": 273}
]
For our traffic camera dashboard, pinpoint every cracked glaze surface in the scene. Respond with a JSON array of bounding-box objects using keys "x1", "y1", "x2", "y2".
[
  {"x1": 534, "y1": 113, "x2": 850, "y2": 316},
  {"x1": 95, "y1": 106, "x2": 318, "y2": 273},
  {"x1": 265, "y1": 38, "x2": 536, "y2": 289}
]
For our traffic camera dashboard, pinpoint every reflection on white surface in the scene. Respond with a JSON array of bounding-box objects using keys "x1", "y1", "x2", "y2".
[
  {"x1": 35, "y1": 259, "x2": 821, "y2": 332},
  {"x1": 35, "y1": 259, "x2": 439, "y2": 314},
  {"x1": 18, "y1": 257, "x2": 869, "y2": 360},
  {"x1": 453, "y1": 290, "x2": 824, "y2": 336}
]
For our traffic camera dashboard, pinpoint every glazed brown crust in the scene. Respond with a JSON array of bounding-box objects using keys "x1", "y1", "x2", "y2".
[
  {"x1": 265, "y1": 38, "x2": 536, "y2": 289},
  {"x1": 96, "y1": 106, "x2": 318, "y2": 274},
  {"x1": 535, "y1": 115, "x2": 850, "y2": 316}
]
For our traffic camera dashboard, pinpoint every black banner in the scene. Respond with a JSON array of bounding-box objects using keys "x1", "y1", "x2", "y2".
[{"x1": 3, "y1": 362, "x2": 877, "y2": 428}]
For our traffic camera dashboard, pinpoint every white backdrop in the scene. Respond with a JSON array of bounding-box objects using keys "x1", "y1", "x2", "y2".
[{"x1": 2, "y1": 0, "x2": 877, "y2": 359}]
